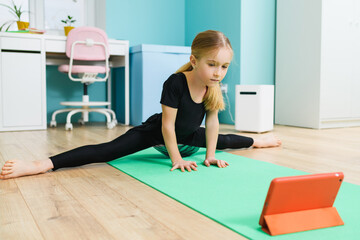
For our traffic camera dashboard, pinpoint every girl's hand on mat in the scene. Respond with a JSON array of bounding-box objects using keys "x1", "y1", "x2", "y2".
[
  {"x1": 204, "y1": 158, "x2": 229, "y2": 168},
  {"x1": 171, "y1": 159, "x2": 198, "y2": 172}
]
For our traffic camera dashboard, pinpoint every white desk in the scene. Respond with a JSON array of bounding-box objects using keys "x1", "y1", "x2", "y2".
[{"x1": 0, "y1": 33, "x2": 129, "y2": 131}]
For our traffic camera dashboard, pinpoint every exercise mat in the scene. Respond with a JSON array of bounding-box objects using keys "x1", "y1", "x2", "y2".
[{"x1": 108, "y1": 148, "x2": 359, "y2": 239}]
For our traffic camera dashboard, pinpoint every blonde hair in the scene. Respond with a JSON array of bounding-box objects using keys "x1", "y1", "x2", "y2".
[{"x1": 176, "y1": 30, "x2": 233, "y2": 111}]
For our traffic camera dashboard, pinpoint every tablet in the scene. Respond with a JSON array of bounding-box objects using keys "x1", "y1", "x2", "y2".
[{"x1": 259, "y1": 172, "x2": 344, "y2": 234}]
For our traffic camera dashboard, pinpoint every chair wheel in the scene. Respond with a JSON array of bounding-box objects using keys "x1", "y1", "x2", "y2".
[
  {"x1": 65, "y1": 123, "x2": 73, "y2": 131},
  {"x1": 50, "y1": 120, "x2": 57, "y2": 127},
  {"x1": 112, "y1": 119, "x2": 118, "y2": 126},
  {"x1": 107, "y1": 122, "x2": 115, "y2": 129},
  {"x1": 78, "y1": 118, "x2": 85, "y2": 125}
]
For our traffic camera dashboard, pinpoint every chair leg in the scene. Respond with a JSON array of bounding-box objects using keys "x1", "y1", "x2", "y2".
[
  {"x1": 82, "y1": 108, "x2": 89, "y2": 122},
  {"x1": 104, "y1": 109, "x2": 117, "y2": 125},
  {"x1": 79, "y1": 107, "x2": 89, "y2": 125},
  {"x1": 50, "y1": 108, "x2": 77, "y2": 127},
  {"x1": 87, "y1": 109, "x2": 114, "y2": 129},
  {"x1": 66, "y1": 109, "x2": 85, "y2": 131}
]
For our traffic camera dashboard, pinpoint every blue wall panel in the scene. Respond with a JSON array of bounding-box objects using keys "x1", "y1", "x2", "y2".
[{"x1": 240, "y1": 0, "x2": 276, "y2": 85}]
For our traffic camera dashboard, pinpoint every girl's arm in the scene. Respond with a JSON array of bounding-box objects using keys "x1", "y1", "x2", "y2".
[
  {"x1": 161, "y1": 104, "x2": 198, "y2": 172},
  {"x1": 204, "y1": 110, "x2": 229, "y2": 168}
]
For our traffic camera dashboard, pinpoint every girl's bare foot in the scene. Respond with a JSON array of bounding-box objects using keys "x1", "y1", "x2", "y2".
[
  {"x1": 252, "y1": 134, "x2": 282, "y2": 148},
  {"x1": 0, "y1": 159, "x2": 54, "y2": 180}
]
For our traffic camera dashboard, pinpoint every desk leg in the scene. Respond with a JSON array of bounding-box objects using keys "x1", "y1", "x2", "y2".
[
  {"x1": 107, "y1": 70, "x2": 112, "y2": 110},
  {"x1": 125, "y1": 53, "x2": 129, "y2": 125}
]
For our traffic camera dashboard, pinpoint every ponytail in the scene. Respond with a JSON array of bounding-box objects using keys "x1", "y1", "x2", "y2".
[
  {"x1": 203, "y1": 84, "x2": 225, "y2": 111},
  {"x1": 175, "y1": 62, "x2": 193, "y2": 73}
]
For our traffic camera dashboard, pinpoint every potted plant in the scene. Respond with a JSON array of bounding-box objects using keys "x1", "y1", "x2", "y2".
[
  {"x1": 0, "y1": 0, "x2": 29, "y2": 31},
  {"x1": 61, "y1": 15, "x2": 76, "y2": 36}
]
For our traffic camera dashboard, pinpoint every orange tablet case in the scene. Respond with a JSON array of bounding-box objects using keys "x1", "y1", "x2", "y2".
[{"x1": 259, "y1": 172, "x2": 344, "y2": 236}]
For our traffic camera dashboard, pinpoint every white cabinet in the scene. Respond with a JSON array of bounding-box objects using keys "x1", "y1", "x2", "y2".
[
  {"x1": 275, "y1": 0, "x2": 360, "y2": 128},
  {"x1": 0, "y1": 37, "x2": 46, "y2": 131}
]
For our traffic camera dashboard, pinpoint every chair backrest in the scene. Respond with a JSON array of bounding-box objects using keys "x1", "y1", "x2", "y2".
[{"x1": 66, "y1": 27, "x2": 109, "y2": 61}]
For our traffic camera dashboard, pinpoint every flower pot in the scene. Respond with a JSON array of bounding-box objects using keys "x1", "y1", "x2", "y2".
[
  {"x1": 64, "y1": 26, "x2": 75, "y2": 36},
  {"x1": 17, "y1": 21, "x2": 29, "y2": 30}
]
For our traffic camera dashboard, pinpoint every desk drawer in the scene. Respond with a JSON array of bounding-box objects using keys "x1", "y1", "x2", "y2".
[
  {"x1": 1, "y1": 37, "x2": 41, "y2": 51},
  {"x1": 109, "y1": 43, "x2": 126, "y2": 55},
  {"x1": 45, "y1": 39, "x2": 66, "y2": 53}
]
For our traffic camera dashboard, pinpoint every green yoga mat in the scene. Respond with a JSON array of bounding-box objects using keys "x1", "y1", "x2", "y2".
[{"x1": 108, "y1": 148, "x2": 360, "y2": 240}]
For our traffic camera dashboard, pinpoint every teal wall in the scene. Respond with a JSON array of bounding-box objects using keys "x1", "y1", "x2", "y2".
[
  {"x1": 106, "y1": 0, "x2": 185, "y2": 46},
  {"x1": 46, "y1": 0, "x2": 276, "y2": 125}
]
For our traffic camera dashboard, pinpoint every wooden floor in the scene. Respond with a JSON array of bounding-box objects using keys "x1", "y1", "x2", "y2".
[{"x1": 0, "y1": 123, "x2": 359, "y2": 240}]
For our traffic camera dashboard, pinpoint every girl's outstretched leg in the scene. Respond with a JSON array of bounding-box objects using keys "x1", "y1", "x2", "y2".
[
  {"x1": 183, "y1": 128, "x2": 254, "y2": 149},
  {"x1": 0, "y1": 159, "x2": 54, "y2": 180},
  {"x1": 0, "y1": 128, "x2": 159, "y2": 180},
  {"x1": 185, "y1": 127, "x2": 281, "y2": 149},
  {"x1": 50, "y1": 129, "x2": 156, "y2": 170}
]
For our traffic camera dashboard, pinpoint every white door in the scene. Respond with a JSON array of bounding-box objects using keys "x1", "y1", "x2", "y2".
[
  {"x1": 320, "y1": 0, "x2": 353, "y2": 119},
  {"x1": 351, "y1": 0, "x2": 360, "y2": 118}
]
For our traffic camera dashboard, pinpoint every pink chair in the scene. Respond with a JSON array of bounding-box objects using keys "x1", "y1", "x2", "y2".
[{"x1": 50, "y1": 27, "x2": 117, "y2": 130}]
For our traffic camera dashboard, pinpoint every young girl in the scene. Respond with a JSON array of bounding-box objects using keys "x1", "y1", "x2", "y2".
[{"x1": 0, "y1": 30, "x2": 281, "y2": 179}]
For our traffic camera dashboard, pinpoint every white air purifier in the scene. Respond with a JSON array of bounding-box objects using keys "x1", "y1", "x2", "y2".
[{"x1": 235, "y1": 85, "x2": 274, "y2": 133}]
